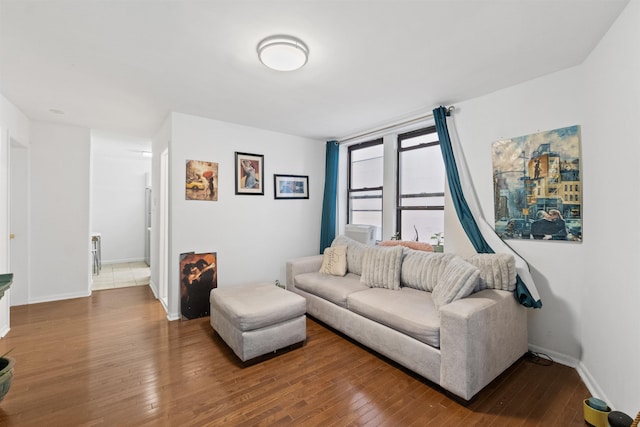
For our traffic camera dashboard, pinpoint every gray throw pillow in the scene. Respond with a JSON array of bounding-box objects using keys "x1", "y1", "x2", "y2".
[
  {"x1": 432, "y1": 256, "x2": 480, "y2": 308},
  {"x1": 332, "y1": 235, "x2": 367, "y2": 275},
  {"x1": 400, "y1": 250, "x2": 456, "y2": 292},
  {"x1": 360, "y1": 245, "x2": 404, "y2": 290}
]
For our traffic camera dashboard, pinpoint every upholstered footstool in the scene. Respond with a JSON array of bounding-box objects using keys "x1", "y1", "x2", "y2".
[{"x1": 210, "y1": 282, "x2": 307, "y2": 362}]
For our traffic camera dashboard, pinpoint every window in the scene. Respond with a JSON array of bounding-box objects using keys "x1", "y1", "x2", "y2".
[
  {"x1": 348, "y1": 139, "x2": 383, "y2": 240},
  {"x1": 396, "y1": 126, "x2": 445, "y2": 242}
]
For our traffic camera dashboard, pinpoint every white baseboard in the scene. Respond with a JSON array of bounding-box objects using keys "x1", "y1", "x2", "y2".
[
  {"x1": 528, "y1": 344, "x2": 580, "y2": 368},
  {"x1": 166, "y1": 311, "x2": 180, "y2": 321},
  {"x1": 576, "y1": 361, "x2": 612, "y2": 403},
  {"x1": 528, "y1": 344, "x2": 609, "y2": 403},
  {"x1": 102, "y1": 257, "x2": 146, "y2": 265},
  {"x1": 29, "y1": 290, "x2": 91, "y2": 305},
  {"x1": 148, "y1": 280, "x2": 158, "y2": 299},
  {"x1": 0, "y1": 325, "x2": 10, "y2": 338}
]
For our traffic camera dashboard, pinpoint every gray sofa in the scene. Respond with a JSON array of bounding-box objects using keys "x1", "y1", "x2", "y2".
[{"x1": 286, "y1": 236, "x2": 528, "y2": 401}]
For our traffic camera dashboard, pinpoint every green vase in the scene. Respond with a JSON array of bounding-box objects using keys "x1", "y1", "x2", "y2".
[{"x1": 0, "y1": 357, "x2": 15, "y2": 401}]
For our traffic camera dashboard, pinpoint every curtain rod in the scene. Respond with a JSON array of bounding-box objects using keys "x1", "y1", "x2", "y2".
[{"x1": 337, "y1": 106, "x2": 454, "y2": 144}]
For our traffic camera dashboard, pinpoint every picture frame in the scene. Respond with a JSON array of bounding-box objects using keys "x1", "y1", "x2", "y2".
[
  {"x1": 234, "y1": 152, "x2": 264, "y2": 195},
  {"x1": 185, "y1": 159, "x2": 218, "y2": 201},
  {"x1": 274, "y1": 174, "x2": 309, "y2": 199}
]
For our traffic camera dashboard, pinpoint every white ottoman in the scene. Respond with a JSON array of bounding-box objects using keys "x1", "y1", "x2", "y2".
[{"x1": 210, "y1": 282, "x2": 307, "y2": 362}]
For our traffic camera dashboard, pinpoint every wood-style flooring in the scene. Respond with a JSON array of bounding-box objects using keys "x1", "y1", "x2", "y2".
[{"x1": 0, "y1": 285, "x2": 589, "y2": 426}]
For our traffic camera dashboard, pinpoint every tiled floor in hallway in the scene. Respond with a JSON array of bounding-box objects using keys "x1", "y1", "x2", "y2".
[{"x1": 92, "y1": 261, "x2": 150, "y2": 291}]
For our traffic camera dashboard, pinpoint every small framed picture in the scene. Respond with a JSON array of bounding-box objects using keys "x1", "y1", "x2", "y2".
[
  {"x1": 274, "y1": 174, "x2": 309, "y2": 199},
  {"x1": 235, "y1": 152, "x2": 264, "y2": 195}
]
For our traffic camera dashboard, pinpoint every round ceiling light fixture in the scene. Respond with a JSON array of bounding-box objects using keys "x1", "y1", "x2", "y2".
[{"x1": 257, "y1": 35, "x2": 308, "y2": 71}]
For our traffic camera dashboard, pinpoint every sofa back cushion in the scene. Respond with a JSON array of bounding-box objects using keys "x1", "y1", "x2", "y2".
[
  {"x1": 400, "y1": 250, "x2": 456, "y2": 292},
  {"x1": 360, "y1": 245, "x2": 404, "y2": 290},
  {"x1": 432, "y1": 256, "x2": 480, "y2": 308},
  {"x1": 331, "y1": 235, "x2": 368, "y2": 276},
  {"x1": 465, "y1": 253, "x2": 517, "y2": 292}
]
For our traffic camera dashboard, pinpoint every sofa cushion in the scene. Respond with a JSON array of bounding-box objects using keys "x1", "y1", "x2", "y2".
[
  {"x1": 331, "y1": 235, "x2": 368, "y2": 276},
  {"x1": 360, "y1": 245, "x2": 404, "y2": 290},
  {"x1": 319, "y1": 245, "x2": 347, "y2": 276},
  {"x1": 432, "y1": 256, "x2": 480, "y2": 308},
  {"x1": 465, "y1": 253, "x2": 517, "y2": 292},
  {"x1": 210, "y1": 282, "x2": 306, "y2": 332},
  {"x1": 347, "y1": 287, "x2": 441, "y2": 348},
  {"x1": 400, "y1": 250, "x2": 457, "y2": 292},
  {"x1": 295, "y1": 272, "x2": 369, "y2": 308}
]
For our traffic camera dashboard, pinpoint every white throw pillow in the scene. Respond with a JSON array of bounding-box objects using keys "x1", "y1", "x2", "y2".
[
  {"x1": 432, "y1": 256, "x2": 480, "y2": 308},
  {"x1": 319, "y1": 245, "x2": 347, "y2": 276},
  {"x1": 360, "y1": 245, "x2": 403, "y2": 290}
]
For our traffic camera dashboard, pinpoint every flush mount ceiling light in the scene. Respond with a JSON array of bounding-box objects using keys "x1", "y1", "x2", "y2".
[{"x1": 257, "y1": 35, "x2": 308, "y2": 71}]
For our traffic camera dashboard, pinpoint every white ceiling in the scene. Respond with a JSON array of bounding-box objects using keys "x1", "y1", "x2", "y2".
[{"x1": 0, "y1": 0, "x2": 630, "y2": 141}]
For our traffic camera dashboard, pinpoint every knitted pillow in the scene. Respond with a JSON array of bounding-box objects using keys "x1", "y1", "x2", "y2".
[
  {"x1": 360, "y1": 245, "x2": 404, "y2": 290},
  {"x1": 319, "y1": 245, "x2": 347, "y2": 276},
  {"x1": 432, "y1": 256, "x2": 480, "y2": 308}
]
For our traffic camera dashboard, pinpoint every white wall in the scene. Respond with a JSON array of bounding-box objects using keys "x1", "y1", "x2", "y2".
[
  {"x1": 30, "y1": 122, "x2": 91, "y2": 303},
  {"x1": 0, "y1": 94, "x2": 30, "y2": 336},
  {"x1": 580, "y1": 0, "x2": 640, "y2": 414},
  {"x1": 166, "y1": 113, "x2": 324, "y2": 318},
  {"x1": 447, "y1": 0, "x2": 639, "y2": 414},
  {"x1": 91, "y1": 131, "x2": 151, "y2": 264}
]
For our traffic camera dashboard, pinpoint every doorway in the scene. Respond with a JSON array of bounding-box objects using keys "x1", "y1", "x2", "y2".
[
  {"x1": 89, "y1": 133, "x2": 152, "y2": 291},
  {"x1": 9, "y1": 139, "x2": 29, "y2": 306}
]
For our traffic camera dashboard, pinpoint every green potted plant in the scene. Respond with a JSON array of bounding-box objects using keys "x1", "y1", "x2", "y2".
[{"x1": 431, "y1": 232, "x2": 444, "y2": 252}]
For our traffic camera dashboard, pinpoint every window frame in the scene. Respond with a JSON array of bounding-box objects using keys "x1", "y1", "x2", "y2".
[
  {"x1": 395, "y1": 126, "x2": 444, "y2": 240},
  {"x1": 347, "y1": 138, "x2": 384, "y2": 226}
]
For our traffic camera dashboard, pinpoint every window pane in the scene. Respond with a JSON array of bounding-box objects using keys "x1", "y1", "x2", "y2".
[
  {"x1": 351, "y1": 144, "x2": 383, "y2": 189},
  {"x1": 400, "y1": 210, "x2": 444, "y2": 243},
  {"x1": 399, "y1": 196, "x2": 445, "y2": 207},
  {"x1": 351, "y1": 194, "x2": 382, "y2": 211},
  {"x1": 399, "y1": 145, "x2": 445, "y2": 194},
  {"x1": 400, "y1": 132, "x2": 438, "y2": 148}
]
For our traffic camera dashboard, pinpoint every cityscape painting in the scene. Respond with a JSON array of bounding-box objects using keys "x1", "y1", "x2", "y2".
[
  {"x1": 491, "y1": 125, "x2": 582, "y2": 242},
  {"x1": 186, "y1": 160, "x2": 218, "y2": 201}
]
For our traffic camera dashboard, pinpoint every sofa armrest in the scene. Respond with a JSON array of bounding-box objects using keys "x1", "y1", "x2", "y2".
[
  {"x1": 286, "y1": 255, "x2": 323, "y2": 291},
  {"x1": 438, "y1": 289, "x2": 528, "y2": 400}
]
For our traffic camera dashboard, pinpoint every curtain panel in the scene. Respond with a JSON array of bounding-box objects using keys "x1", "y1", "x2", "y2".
[
  {"x1": 319, "y1": 141, "x2": 340, "y2": 254},
  {"x1": 433, "y1": 106, "x2": 542, "y2": 308}
]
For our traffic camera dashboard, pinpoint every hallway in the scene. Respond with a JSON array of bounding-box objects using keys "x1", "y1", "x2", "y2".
[{"x1": 91, "y1": 261, "x2": 150, "y2": 291}]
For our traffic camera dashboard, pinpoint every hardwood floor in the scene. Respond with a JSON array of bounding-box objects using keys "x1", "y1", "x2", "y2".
[{"x1": 0, "y1": 286, "x2": 589, "y2": 426}]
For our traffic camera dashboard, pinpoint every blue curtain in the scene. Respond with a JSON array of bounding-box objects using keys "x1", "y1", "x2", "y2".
[
  {"x1": 433, "y1": 106, "x2": 542, "y2": 308},
  {"x1": 320, "y1": 141, "x2": 340, "y2": 253}
]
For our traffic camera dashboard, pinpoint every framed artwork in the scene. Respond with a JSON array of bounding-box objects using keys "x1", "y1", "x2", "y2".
[
  {"x1": 185, "y1": 160, "x2": 218, "y2": 201},
  {"x1": 235, "y1": 152, "x2": 264, "y2": 195},
  {"x1": 274, "y1": 174, "x2": 309, "y2": 199},
  {"x1": 179, "y1": 252, "x2": 217, "y2": 320},
  {"x1": 492, "y1": 125, "x2": 582, "y2": 242}
]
